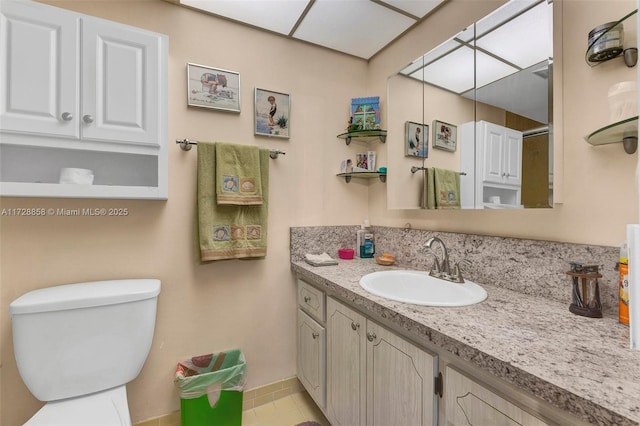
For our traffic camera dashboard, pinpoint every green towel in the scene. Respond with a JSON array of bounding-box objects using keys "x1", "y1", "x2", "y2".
[
  {"x1": 420, "y1": 168, "x2": 436, "y2": 209},
  {"x1": 433, "y1": 167, "x2": 460, "y2": 209},
  {"x1": 198, "y1": 142, "x2": 269, "y2": 261},
  {"x1": 216, "y1": 142, "x2": 264, "y2": 205},
  {"x1": 427, "y1": 168, "x2": 436, "y2": 209}
]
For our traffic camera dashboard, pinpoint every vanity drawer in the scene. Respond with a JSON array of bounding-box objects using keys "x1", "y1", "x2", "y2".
[{"x1": 298, "y1": 279, "x2": 325, "y2": 323}]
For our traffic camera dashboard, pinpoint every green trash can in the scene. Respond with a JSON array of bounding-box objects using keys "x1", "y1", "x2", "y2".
[{"x1": 175, "y1": 349, "x2": 246, "y2": 426}]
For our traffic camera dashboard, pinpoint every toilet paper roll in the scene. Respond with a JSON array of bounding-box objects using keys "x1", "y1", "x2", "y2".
[{"x1": 59, "y1": 168, "x2": 94, "y2": 185}]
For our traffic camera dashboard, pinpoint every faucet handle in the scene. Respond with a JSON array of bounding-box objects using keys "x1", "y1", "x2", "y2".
[
  {"x1": 451, "y1": 259, "x2": 471, "y2": 283},
  {"x1": 425, "y1": 253, "x2": 442, "y2": 277}
]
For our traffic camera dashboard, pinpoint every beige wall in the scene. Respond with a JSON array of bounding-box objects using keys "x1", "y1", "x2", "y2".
[
  {"x1": 369, "y1": 0, "x2": 639, "y2": 246},
  {"x1": 0, "y1": 1, "x2": 370, "y2": 424},
  {"x1": 1, "y1": 0, "x2": 639, "y2": 424}
]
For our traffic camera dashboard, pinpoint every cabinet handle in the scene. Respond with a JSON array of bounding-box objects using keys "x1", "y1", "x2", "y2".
[
  {"x1": 61, "y1": 112, "x2": 73, "y2": 121},
  {"x1": 303, "y1": 296, "x2": 311, "y2": 303},
  {"x1": 83, "y1": 114, "x2": 94, "y2": 124},
  {"x1": 366, "y1": 331, "x2": 376, "y2": 342},
  {"x1": 312, "y1": 332, "x2": 319, "y2": 339},
  {"x1": 351, "y1": 322, "x2": 360, "y2": 331}
]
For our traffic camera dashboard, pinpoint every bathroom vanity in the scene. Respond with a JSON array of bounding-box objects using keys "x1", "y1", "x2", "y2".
[{"x1": 293, "y1": 258, "x2": 640, "y2": 426}]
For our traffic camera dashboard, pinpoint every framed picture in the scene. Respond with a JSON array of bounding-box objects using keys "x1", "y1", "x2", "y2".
[
  {"x1": 433, "y1": 120, "x2": 457, "y2": 152},
  {"x1": 351, "y1": 97, "x2": 380, "y2": 131},
  {"x1": 255, "y1": 88, "x2": 290, "y2": 138},
  {"x1": 405, "y1": 121, "x2": 428, "y2": 158},
  {"x1": 187, "y1": 63, "x2": 240, "y2": 113}
]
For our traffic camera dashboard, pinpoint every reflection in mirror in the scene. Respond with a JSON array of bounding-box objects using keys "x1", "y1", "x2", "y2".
[{"x1": 387, "y1": 0, "x2": 552, "y2": 210}]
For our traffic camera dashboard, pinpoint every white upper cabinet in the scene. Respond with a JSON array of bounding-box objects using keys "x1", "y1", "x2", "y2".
[
  {"x1": 81, "y1": 19, "x2": 161, "y2": 146},
  {"x1": 0, "y1": 1, "x2": 168, "y2": 199},
  {"x1": 481, "y1": 121, "x2": 523, "y2": 187},
  {"x1": 0, "y1": 1, "x2": 79, "y2": 138}
]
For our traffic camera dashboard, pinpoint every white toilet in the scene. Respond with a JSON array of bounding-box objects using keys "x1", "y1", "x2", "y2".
[{"x1": 9, "y1": 279, "x2": 161, "y2": 425}]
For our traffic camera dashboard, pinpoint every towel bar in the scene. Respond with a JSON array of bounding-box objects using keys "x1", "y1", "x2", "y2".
[
  {"x1": 176, "y1": 139, "x2": 286, "y2": 159},
  {"x1": 411, "y1": 166, "x2": 466, "y2": 175}
]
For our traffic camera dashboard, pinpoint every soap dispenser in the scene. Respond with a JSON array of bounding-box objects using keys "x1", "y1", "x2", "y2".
[{"x1": 357, "y1": 220, "x2": 375, "y2": 258}]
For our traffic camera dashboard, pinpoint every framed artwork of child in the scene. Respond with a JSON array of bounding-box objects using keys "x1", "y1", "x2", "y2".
[
  {"x1": 405, "y1": 121, "x2": 428, "y2": 158},
  {"x1": 255, "y1": 88, "x2": 290, "y2": 139}
]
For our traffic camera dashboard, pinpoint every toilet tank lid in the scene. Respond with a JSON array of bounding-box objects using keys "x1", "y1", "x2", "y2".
[{"x1": 9, "y1": 279, "x2": 161, "y2": 315}]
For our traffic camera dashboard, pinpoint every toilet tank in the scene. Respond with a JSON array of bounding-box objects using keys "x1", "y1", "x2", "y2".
[{"x1": 10, "y1": 279, "x2": 161, "y2": 402}]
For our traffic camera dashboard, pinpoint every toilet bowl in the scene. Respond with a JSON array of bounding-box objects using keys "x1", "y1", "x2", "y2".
[{"x1": 10, "y1": 279, "x2": 161, "y2": 425}]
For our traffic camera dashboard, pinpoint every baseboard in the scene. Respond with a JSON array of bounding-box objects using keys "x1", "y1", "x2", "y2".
[{"x1": 134, "y1": 376, "x2": 304, "y2": 426}]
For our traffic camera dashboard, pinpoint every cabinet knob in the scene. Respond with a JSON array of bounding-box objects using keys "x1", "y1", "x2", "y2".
[
  {"x1": 351, "y1": 322, "x2": 360, "y2": 331},
  {"x1": 61, "y1": 112, "x2": 73, "y2": 121},
  {"x1": 366, "y1": 331, "x2": 376, "y2": 342},
  {"x1": 303, "y1": 296, "x2": 311, "y2": 303},
  {"x1": 83, "y1": 114, "x2": 94, "y2": 124},
  {"x1": 312, "y1": 332, "x2": 319, "y2": 339}
]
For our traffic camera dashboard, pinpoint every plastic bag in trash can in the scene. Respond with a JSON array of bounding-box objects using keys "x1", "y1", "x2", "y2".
[{"x1": 175, "y1": 349, "x2": 246, "y2": 408}]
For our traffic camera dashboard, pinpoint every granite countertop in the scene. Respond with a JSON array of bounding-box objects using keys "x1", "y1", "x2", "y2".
[{"x1": 291, "y1": 258, "x2": 640, "y2": 426}]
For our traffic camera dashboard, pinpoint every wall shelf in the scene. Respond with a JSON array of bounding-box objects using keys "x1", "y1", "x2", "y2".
[
  {"x1": 585, "y1": 116, "x2": 638, "y2": 153},
  {"x1": 336, "y1": 172, "x2": 386, "y2": 183},
  {"x1": 585, "y1": 9, "x2": 638, "y2": 67},
  {"x1": 337, "y1": 129, "x2": 387, "y2": 145}
]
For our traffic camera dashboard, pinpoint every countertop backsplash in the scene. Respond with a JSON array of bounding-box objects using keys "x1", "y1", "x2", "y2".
[{"x1": 290, "y1": 226, "x2": 620, "y2": 317}]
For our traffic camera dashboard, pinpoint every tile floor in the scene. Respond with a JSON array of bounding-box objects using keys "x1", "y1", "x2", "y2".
[{"x1": 242, "y1": 391, "x2": 330, "y2": 426}]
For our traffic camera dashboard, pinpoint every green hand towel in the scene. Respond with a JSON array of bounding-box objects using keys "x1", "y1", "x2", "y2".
[
  {"x1": 198, "y1": 142, "x2": 269, "y2": 261},
  {"x1": 433, "y1": 167, "x2": 460, "y2": 209},
  {"x1": 216, "y1": 142, "x2": 264, "y2": 205},
  {"x1": 427, "y1": 168, "x2": 436, "y2": 209},
  {"x1": 420, "y1": 168, "x2": 436, "y2": 209}
]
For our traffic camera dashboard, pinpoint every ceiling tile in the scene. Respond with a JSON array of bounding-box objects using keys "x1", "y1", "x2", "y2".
[
  {"x1": 180, "y1": 0, "x2": 311, "y2": 35},
  {"x1": 378, "y1": 0, "x2": 443, "y2": 18},
  {"x1": 476, "y1": 1, "x2": 550, "y2": 69},
  {"x1": 292, "y1": 0, "x2": 416, "y2": 59}
]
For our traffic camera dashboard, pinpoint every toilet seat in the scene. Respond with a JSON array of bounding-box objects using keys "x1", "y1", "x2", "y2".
[{"x1": 25, "y1": 386, "x2": 131, "y2": 426}]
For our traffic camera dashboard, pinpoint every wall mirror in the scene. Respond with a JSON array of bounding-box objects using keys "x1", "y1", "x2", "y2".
[{"x1": 387, "y1": 0, "x2": 553, "y2": 210}]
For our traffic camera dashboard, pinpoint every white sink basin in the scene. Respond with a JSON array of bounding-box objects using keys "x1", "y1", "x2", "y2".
[{"x1": 359, "y1": 270, "x2": 487, "y2": 307}]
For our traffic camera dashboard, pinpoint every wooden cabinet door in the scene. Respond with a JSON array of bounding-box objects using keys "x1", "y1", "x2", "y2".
[
  {"x1": 326, "y1": 297, "x2": 367, "y2": 426},
  {"x1": 444, "y1": 367, "x2": 549, "y2": 426},
  {"x1": 81, "y1": 18, "x2": 161, "y2": 146},
  {"x1": 366, "y1": 322, "x2": 437, "y2": 426},
  {"x1": 0, "y1": 1, "x2": 79, "y2": 138},
  {"x1": 297, "y1": 309, "x2": 326, "y2": 409}
]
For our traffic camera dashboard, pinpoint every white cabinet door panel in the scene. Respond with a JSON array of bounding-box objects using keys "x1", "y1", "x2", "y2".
[
  {"x1": 482, "y1": 123, "x2": 505, "y2": 184},
  {"x1": 445, "y1": 367, "x2": 549, "y2": 426},
  {"x1": 504, "y1": 129, "x2": 523, "y2": 186},
  {"x1": 326, "y1": 297, "x2": 367, "y2": 426},
  {"x1": 82, "y1": 20, "x2": 160, "y2": 146},
  {"x1": 366, "y1": 322, "x2": 437, "y2": 426},
  {"x1": 297, "y1": 309, "x2": 325, "y2": 409},
  {"x1": 0, "y1": 1, "x2": 78, "y2": 138}
]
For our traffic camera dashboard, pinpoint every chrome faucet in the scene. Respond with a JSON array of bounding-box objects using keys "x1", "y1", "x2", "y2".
[
  {"x1": 425, "y1": 237, "x2": 467, "y2": 283},
  {"x1": 425, "y1": 236, "x2": 451, "y2": 277}
]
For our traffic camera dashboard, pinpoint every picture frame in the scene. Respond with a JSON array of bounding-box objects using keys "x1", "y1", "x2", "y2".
[
  {"x1": 350, "y1": 97, "x2": 380, "y2": 131},
  {"x1": 187, "y1": 63, "x2": 240, "y2": 113},
  {"x1": 405, "y1": 121, "x2": 428, "y2": 158},
  {"x1": 255, "y1": 88, "x2": 290, "y2": 139},
  {"x1": 433, "y1": 120, "x2": 457, "y2": 152}
]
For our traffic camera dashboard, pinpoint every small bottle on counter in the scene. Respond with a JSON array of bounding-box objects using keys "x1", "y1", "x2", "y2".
[
  {"x1": 357, "y1": 220, "x2": 375, "y2": 259},
  {"x1": 620, "y1": 242, "x2": 630, "y2": 325}
]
